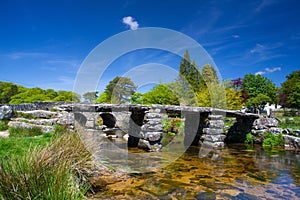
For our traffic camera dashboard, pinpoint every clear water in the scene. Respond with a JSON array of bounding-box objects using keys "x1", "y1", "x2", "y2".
[{"x1": 88, "y1": 132, "x2": 300, "y2": 199}]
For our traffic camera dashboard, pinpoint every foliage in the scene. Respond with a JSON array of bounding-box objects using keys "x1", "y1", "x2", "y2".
[
  {"x1": 162, "y1": 118, "x2": 183, "y2": 133},
  {"x1": 263, "y1": 133, "x2": 285, "y2": 148},
  {"x1": 244, "y1": 133, "x2": 254, "y2": 145},
  {"x1": 225, "y1": 87, "x2": 244, "y2": 110},
  {"x1": 243, "y1": 74, "x2": 277, "y2": 112},
  {"x1": 142, "y1": 84, "x2": 179, "y2": 105},
  {"x1": 130, "y1": 92, "x2": 143, "y2": 104},
  {"x1": 0, "y1": 134, "x2": 53, "y2": 158},
  {"x1": 0, "y1": 132, "x2": 94, "y2": 200},
  {"x1": 179, "y1": 50, "x2": 202, "y2": 92},
  {"x1": 280, "y1": 70, "x2": 300, "y2": 108},
  {"x1": 246, "y1": 93, "x2": 272, "y2": 113},
  {"x1": 277, "y1": 116, "x2": 300, "y2": 130},
  {"x1": 83, "y1": 91, "x2": 98, "y2": 102},
  {"x1": 243, "y1": 73, "x2": 278, "y2": 103},
  {"x1": 95, "y1": 76, "x2": 137, "y2": 104},
  {"x1": 161, "y1": 131, "x2": 177, "y2": 147},
  {"x1": 0, "y1": 120, "x2": 9, "y2": 131},
  {"x1": 167, "y1": 79, "x2": 197, "y2": 106},
  {"x1": 196, "y1": 87, "x2": 211, "y2": 107},
  {"x1": 0, "y1": 82, "x2": 18, "y2": 103},
  {"x1": 202, "y1": 64, "x2": 219, "y2": 84},
  {"x1": 15, "y1": 111, "x2": 37, "y2": 119},
  {"x1": 8, "y1": 126, "x2": 44, "y2": 138},
  {"x1": 94, "y1": 91, "x2": 110, "y2": 103},
  {"x1": 7, "y1": 85, "x2": 80, "y2": 104}
]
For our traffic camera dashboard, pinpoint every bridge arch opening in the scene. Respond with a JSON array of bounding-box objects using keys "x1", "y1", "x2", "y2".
[
  {"x1": 99, "y1": 113, "x2": 116, "y2": 128},
  {"x1": 74, "y1": 113, "x2": 87, "y2": 127}
]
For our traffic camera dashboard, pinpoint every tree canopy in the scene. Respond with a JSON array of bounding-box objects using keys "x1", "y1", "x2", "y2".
[
  {"x1": 94, "y1": 76, "x2": 137, "y2": 104},
  {"x1": 281, "y1": 70, "x2": 300, "y2": 108},
  {"x1": 0, "y1": 81, "x2": 80, "y2": 104},
  {"x1": 242, "y1": 74, "x2": 277, "y2": 112}
]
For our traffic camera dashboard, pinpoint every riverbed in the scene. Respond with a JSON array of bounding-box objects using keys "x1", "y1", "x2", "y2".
[{"x1": 88, "y1": 134, "x2": 300, "y2": 199}]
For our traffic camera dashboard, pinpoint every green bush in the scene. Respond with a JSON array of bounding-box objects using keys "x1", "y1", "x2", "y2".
[
  {"x1": 0, "y1": 120, "x2": 9, "y2": 131},
  {"x1": 162, "y1": 118, "x2": 183, "y2": 134},
  {"x1": 263, "y1": 133, "x2": 285, "y2": 148},
  {"x1": 244, "y1": 133, "x2": 254, "y2": 145},
  {"x1": 9, "y1": 126, "x2": 43, "y2": 138},
  {"x1": 161, "y1": 131, "x2": 176, "y2": 147}
]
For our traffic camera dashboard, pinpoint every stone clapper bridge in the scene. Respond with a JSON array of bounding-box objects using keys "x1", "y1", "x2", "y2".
[{"x1": 59, "y1": 103, "x2": 258, "y2": 150}]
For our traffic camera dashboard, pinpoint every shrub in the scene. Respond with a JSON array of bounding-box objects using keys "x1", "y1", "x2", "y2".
[
  {"x1": 263, "y1": 133, "x2": 285, "y2": 148},
  {"x1": 161, "y1": 131, "x2": 176, "y2": 147},
  {"x1": 0, "y1": 132, "x2": 95, "y2": 199},
  {"x1": 162, "y1": 118, "x2": 183, "y2": 134},
  {"x1": 9, "y1": 126, "x2": 43, "y2": 138},
  {"x1": 244, "y1": 133, "x2": 254, "y2": 145}
]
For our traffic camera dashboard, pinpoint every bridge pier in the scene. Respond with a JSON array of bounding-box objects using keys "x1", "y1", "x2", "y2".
[{"x1": 202, "y1": 114, "x2": 226, "y2": 149}]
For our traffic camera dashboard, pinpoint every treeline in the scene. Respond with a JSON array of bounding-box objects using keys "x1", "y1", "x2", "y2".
[
  {"x1": 1, "y1": 50, "x2": 299, "y2": 111},
  {"x1": 92, "y1": 50, "x2": 300, "y2": 111},
  {"x1": 0, "y1": 83, "x2": 80, "y2": 104}
]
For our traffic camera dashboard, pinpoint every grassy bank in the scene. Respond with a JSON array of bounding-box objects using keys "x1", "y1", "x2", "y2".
[{"x1": 0, "y1": 124, "x2": 95, "y2": 199}]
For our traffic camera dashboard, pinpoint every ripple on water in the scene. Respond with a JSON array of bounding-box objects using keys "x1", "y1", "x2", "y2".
[{"x1": 92, "y1": 144, "x2": 300, "y2": 199}]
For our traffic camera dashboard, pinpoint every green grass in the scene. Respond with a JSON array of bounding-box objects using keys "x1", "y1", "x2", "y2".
[
  {"x1": 277, "y1": 116, "x2": 300, "y2": 130},
  {"x1": 0, "y1": 120, "x2": 9, "y2": 131},
  {"x1": 8, "y1": 126, "x2": 44, "y2": 137},
  {"x1": 0, "y1": 133, "x2": 54, "y2": 158},
  {"x1": 0, "y1": 132, "x2": 94, "y2": 200}
]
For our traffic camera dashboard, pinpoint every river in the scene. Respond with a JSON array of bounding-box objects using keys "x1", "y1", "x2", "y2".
[{"x1": 87, "y1": 133, "x2": 300, "y2": 199}]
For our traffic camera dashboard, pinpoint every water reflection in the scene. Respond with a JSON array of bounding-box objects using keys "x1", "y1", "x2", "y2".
[{"x1": 87, "y1": 131, "x2": 300, "y2": 199}]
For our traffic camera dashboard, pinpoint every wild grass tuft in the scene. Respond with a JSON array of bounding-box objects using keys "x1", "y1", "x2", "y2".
[{"x1": 0, "y1": 131, "x2": 96, "y2": 199}]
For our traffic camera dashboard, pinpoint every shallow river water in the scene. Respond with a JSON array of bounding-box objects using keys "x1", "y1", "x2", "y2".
[{"x1": 89, "y1": 134, "x2": 300, "y2": 200}]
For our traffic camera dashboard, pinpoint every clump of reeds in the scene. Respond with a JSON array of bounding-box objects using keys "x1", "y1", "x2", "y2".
[{"x1": 0, "y1": 131, "x2": 96, "y2": 200}]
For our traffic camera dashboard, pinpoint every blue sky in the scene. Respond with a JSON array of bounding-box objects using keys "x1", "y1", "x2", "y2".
[{"x1": 0, "y1": 0, "x2": 299, "y2": 93}]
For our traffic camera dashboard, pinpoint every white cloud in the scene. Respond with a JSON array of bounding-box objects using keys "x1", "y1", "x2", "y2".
[
  {"x1": 255, "y1": 71, "x2": 265, "y2": 75},
  {"x1": 232, "y1": 34, "x2": 240, "y2": 39},
  {"x1": 265, "y1": 67, "x2": 281, "y2": 73},
  {"x1": 6, "y1": 52, "x2": 50, "y2": 59},
  {"x1": 122, "y1": 16, "x2": 139, "y2": 30},
  {"x1": 250, "y1": 43, "x2": 265, "y2": 53},
  {"x1": 255, "y1": 67, "x2": 281, "y2": 75}
]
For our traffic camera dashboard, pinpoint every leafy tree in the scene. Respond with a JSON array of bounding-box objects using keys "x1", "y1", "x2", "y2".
[
  {"x1": 95, "y1": 76, "x2": 137, "y2": 104},
  {"x1": 195, "y1": 87, "x2": 211, "y2": 107},
  {"x1": 83, "y1": 91, "x2": 98, "y2": 102},
  {"x1": 130, "y1": 92, "x2": 143, "y2": 104},
  {"x1": 45, "y1": 89, "x2": 57, "y2": 100},
  {"x1": 142, "y1": 84, "x2": 179, "y2": 105},
  {"x1": 0, "y1": 82, "x2": 19, "y2": 103},
  {"x1": 94, "y1": 92, "x2": 110, "y2": 103},
  {"x1": 167, "y1": 78, "x2": 197, "y2": 106},
  {"x1": 226, "y1": 88, "x2": 244, "y2": 110},
  {"x1": 179, "y1": 50, "x2": 202, "y2": 92},
  {"x1": 54, "y1": 91, "x2": 80, "y2": 102},
  {"x1": 243, "y1": 74, "x2": 277, "y2": 101},
  {"x1": 201, "y1": 64, "x2": 218, "y2": 84},
  {"x1": 196, "y1": 64, "x2": 226, "y2": 109},
  {"x1": 243, "y1": 74, "x2": 278, "y2": 111},
  {"x1": 246, "y1": 93, "x2": 272, "y2": 114},
  {"x1": 281, "y1": 70, "x2": 300, "y2": 108}
]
